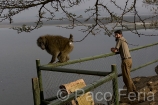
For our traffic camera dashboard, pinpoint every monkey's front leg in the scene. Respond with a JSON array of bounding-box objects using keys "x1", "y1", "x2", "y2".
[
  {"x1": 49, "y1": 51, "x2": 60, "y2": 64},
  {"x1": 49, "y1": 56, "x2": 56, "y2": 63}
]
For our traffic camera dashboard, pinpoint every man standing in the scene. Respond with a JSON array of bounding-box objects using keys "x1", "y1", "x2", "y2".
[{"x1": 111, "y1": 30, "x2": 136, "y2": 94}]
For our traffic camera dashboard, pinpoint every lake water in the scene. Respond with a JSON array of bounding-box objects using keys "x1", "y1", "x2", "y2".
[{"x1": 0, "y1": 26, "x2": 158, "y2": 105}]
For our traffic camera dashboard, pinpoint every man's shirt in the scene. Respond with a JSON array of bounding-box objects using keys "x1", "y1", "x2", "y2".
[{"x1": 115, "y1": 37, "x2": 131, "y2": 59}]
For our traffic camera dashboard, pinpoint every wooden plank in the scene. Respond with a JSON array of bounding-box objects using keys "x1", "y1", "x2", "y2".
[
  {"x1": 39, "y1": 67, "x2": 110, "y2": 76},
  {"x1": 59, "y1": 79, "x2": 94, "y2": 105},
  {"x1": 32, "y1": 78, "x2": 40, "y2": 105}
]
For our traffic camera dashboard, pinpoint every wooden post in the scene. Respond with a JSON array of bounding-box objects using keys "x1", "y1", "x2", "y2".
[
  {"x1": 32, "y1": 78, "x2": 40, "y2": 105},
  {"x1": 36, "y1": 59, "x2": 44, "y2": 103},
  {"x1": 111, "y1": 64, "x2": 119, "y2": 105}
]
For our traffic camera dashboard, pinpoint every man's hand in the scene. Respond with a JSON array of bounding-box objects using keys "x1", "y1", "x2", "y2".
[{"x1": 111, "y1": 47, "x2": 117, "y2": 53}]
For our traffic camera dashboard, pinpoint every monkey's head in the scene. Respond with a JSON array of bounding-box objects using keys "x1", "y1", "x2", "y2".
[{"x1": 37, "y1": 36, "x2": 46, "y2": 50}]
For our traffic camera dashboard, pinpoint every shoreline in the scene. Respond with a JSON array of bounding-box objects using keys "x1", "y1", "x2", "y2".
[
  {"x1": 0, "y1": 25, "x2": 12, "y2": 28},
  {"x1": 0, "y1": 22, "x2": 152, "y2": 29}
]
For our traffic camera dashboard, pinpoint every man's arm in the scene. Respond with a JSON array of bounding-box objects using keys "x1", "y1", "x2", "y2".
[
  {"x1": 113, "y1": 38, "x2": 121, "y2": 54},
  {"x1": 111, "y1": 48, "x2": 120, "y2": 54}
]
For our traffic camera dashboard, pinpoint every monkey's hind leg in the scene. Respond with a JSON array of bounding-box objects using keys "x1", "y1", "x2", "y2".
[
  {"x1": 66, "y1": 55, "x2": 69, "y2": 61},
  {"x1": 57, "y1": 53, "x2": 68, "y2": 63}
]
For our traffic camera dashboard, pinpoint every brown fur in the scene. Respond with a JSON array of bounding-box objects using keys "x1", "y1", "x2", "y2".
[{"x1": 37, "y1": 34, "x2": 74, "y2": 63}]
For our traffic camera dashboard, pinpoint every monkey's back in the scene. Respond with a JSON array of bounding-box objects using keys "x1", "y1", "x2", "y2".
[{"x1": 45, "y1": 35, "x2": 73, "y2": 52}]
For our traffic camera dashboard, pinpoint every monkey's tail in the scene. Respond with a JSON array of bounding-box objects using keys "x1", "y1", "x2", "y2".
[{"x1": 69, "y1": 34, "x2": 73, "y2": 42}]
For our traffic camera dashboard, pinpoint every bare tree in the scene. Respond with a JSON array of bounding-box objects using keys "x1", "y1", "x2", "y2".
[{"x1": 0, "y1": 0, "x2": 158, "y2": 41}]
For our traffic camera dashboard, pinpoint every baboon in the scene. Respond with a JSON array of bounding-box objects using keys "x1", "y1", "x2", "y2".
[{"x1": 37, "y1": 34, "x2": 74, "y2": 63}]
